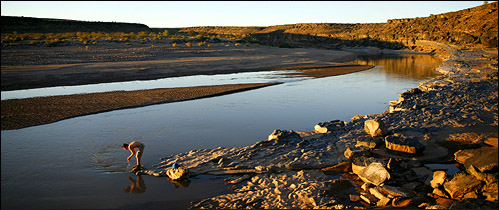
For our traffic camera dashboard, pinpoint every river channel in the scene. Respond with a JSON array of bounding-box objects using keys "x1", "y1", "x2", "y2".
[{"x1": 1, "y1": 54, "x2": 442, "y2": 209}]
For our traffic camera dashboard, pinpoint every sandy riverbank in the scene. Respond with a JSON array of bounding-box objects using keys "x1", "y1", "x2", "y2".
[{"x1": 1, "y1": 42, "x2": 360, "y2": 91}]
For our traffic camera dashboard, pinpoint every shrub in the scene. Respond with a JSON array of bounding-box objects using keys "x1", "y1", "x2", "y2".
[
  {"x1": 278, "y1": 43, "x2": 295, "y2": 48},
  {"x1": 186, "y1": 42, "x2": 192, "y2": 47},
  {"x1": 172, "y1": 42, "x2": 177, "y2": 47},
  {"x1": 195, "y1": 34, "x2": 209, "y2": 42},
  {"x1": 197, "y1": 41, "x2": 206, "y2": 46}
]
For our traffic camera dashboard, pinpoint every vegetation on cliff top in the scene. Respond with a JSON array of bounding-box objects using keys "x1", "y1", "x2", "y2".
[{"x1": 1, "y1": 2, "x2": 497, "y2": 49}]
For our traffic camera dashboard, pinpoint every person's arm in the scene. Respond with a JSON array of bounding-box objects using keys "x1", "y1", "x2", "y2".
[{"x1": 127, "y1": 147, "x2": 136, "y2": 161}]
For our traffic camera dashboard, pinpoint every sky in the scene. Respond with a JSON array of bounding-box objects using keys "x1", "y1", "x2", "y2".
[{"x1": 1, "y1": 1, "x2": 488, "y2": 28}]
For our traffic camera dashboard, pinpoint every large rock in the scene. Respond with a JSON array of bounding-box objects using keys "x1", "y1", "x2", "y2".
[
  {"x1": 443, "y1": 174, "x2": 482, "y2": 200},
  {"x1": 430, "y1": 171, "x2": 448, "y2": 188},
  {"x1": 364, "y1": 119, "x2": 388, "y2": 137},
  {"x1": 385, "y1": 133, "x2": 425, "y2": 154},
  {"x1": 314, "y1": 120, "x2": 346, "y2": 133},
  {"x1": 166, "y1": 166, "x2": 190, "y2": 181},
  {"x1": 454, "y1": 147, "x2": 499, "y2": 172},
  {"x1": 356, "y1": 162, "x2": 391, "y2": 186},
  {"x1": 356, "y1": 136, "x2": 383, "y2": 149},
  {"x1": 268, "y1": 129, "x2": 302, "y2": 141},
  {"x1": 351, "y1": 156, "x2": 386, "y2": 175}
]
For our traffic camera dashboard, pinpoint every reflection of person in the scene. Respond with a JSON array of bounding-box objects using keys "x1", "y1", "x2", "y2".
[
  {"x1": 124, "y1": 175, "x2": 147, "y2": 193},
  {"x1": 122, "y1": 141, "x2": 145, "y2": 167}
]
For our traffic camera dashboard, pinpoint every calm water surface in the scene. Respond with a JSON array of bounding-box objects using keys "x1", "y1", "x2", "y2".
[{"x1": 1, "y1": 54, "x2": 442, "y2": 209}]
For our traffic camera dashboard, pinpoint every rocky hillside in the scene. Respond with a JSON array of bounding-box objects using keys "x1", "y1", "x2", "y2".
[
  {"x1": 182, "y1": 2, "x2": 498, "y2": 49},
  {"x1": 1, "y1": 16, "x2": 150, "y2": 33}
]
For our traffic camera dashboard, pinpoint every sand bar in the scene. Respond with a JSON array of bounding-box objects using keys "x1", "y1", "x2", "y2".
[{"x1": 1, "y1": 83, "x2": 281, "y2": 130}]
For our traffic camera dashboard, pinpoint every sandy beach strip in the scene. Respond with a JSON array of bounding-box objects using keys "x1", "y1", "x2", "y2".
[{"x1": 1, "y1": 83, "x2": 280, "y2": 130}]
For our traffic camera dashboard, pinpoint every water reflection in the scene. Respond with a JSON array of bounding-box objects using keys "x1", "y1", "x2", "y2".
[
  {"x1": 168, "y1": 178, "x2": 191, "y2": 188},
  {"x1": 352, "y1": 54, "x2": 443, "y2": 80},
  {"x1": 124, "y1": 175, "x2": 147, "y2": 194}
]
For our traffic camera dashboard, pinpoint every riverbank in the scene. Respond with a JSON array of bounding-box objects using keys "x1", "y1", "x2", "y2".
[
  {"x1": 143, "y1": 43, "x2": 498, "y2": 209},
  {"x1": 1, "y1": 42, "x2": 359, "y2": 91}
]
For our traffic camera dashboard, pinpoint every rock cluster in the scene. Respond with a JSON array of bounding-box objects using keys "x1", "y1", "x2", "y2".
[{"x1": 143, "y1": 43, "x2": 497, "y2": 209}]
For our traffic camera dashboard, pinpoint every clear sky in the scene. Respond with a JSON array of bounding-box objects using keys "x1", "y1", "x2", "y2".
[{"x1": 1, "y1": 1, "x2": 488, "y2": 28}]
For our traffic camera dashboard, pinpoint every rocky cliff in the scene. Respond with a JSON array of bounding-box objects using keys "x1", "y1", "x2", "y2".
[
  {"x1": 1, "y1": 16, "x2": 150, "y2": 33},
  {"x1": 181, "y1": 2, "x2": 498, "y2": 49}
]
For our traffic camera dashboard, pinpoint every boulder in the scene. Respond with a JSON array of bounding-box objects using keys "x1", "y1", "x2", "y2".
[
  {"x1": 356, "y1": 162, "x2": 391, "y2": 186},
  {"x1": 351, "y1": 156, "x2": 386, "y2": 175},
  {"x1": 430, "y1": 171, "x2": 448, "y2": 188},
  {"x1": 314, "y1": 120, "x2": 346, "y2": 133},
  {"x1": 443, "y1": 174, "x2": 482, "y2": 200},
  {"x1": 385, "y1": 133, "x2": 425, "y2": 154},
  {"x1": 268, "y1": 129, "x2": 302, "y2": 141},
  {"x1": 356, "y1": 136, "x2": 383, "y2": 149},
  {"x1": 166, "y1": 166, "x2": 190, "y2": 181},
  {"x1": 454, "y1": 147, "x2": 498, "y2": 172},
  {"x1": 364, "y1": 119, "x2": 388, "y2": 137}
]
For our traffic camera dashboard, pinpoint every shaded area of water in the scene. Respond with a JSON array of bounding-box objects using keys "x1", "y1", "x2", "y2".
[{"x1": 1, "y1": 54, "x2": 442, "y2": 209}]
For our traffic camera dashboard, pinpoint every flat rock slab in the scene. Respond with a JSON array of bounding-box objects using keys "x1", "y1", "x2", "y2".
[
  {"x1": 385, "y1": 133, "x2": 425, "y2": 154},
  {"x1": 356, "y1": 136, "x2": 383, "y2": 149},
  {"x1": 454, "y1": 147, "x2": 499, "y2": 172},
  {"x1": 444, "y1": 174, "x2": 482, "y2": 200}
]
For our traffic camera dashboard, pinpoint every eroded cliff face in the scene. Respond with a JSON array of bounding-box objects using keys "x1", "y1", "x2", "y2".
[{"x1": 181, "y1": 2, "x2": 498, "y2": 49}]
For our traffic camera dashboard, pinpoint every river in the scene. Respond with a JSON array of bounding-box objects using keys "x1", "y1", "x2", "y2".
[{"x1": 1, "y1": 54, "x2": 442, "y2": 209}]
